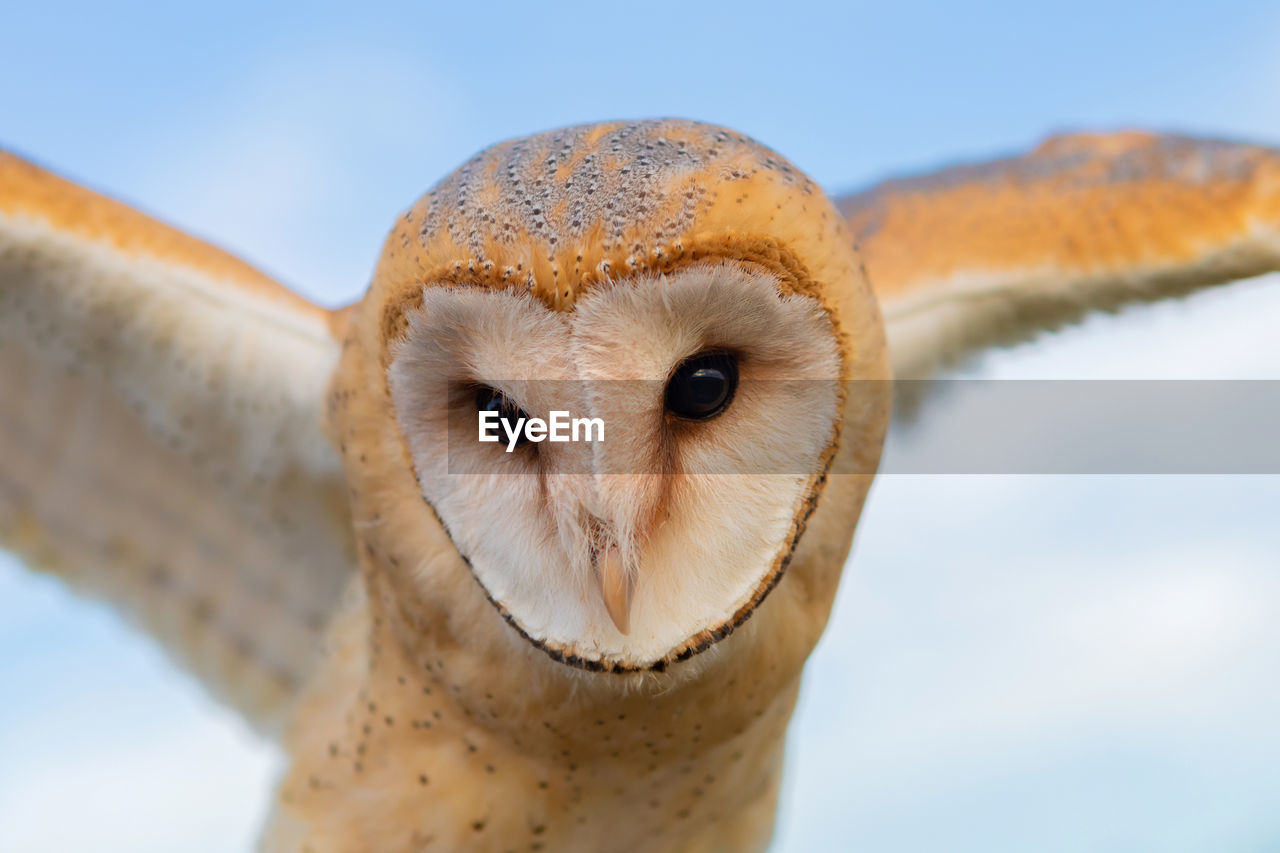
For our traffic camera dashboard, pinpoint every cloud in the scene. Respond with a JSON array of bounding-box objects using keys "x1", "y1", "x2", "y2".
[
  {"x1": 973, "y1": 273, "x2": 1280, "y2": 380},
  {"x1": 776, "y1": 478, "x2": 1280, "y2": 850},
  {"x1": 0, "y1": 617, "x2": 282, "y2": 853}
]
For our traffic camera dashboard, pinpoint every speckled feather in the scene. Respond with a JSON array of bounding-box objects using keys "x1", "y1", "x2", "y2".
[{"x1": 371, "y1": 121, "x2": 861, "y2": 358}]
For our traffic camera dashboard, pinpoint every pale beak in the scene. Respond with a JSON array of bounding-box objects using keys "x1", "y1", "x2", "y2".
[{"x1": 593, "y1": 541, "x2": 634, "y2": 635}]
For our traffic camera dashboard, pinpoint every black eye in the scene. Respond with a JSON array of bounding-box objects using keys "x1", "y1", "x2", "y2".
[
  {"x1": 665, "y1": 352, "x2": 738, "y2": 421},
  {"x1": 476, "y1": 387, "x2": 532, "y2": 447}
]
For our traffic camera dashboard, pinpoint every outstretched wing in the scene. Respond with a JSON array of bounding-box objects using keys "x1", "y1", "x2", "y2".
[
  {"x1": 837, "y1": 132, "x2": 1280, "y2": 381},
  {"x1": 0, "y1": 152, "x2": 356, "y2": 734}
]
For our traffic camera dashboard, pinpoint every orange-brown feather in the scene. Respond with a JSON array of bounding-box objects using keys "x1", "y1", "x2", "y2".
[
  {"x1": 841, "y1": 131, "x2": 1280, "y2": 298},
  {"x1": 837, "y1": 131, "x2": 1280, "y2": 379},
  {"x1": 0, "y1": 149, "x2": 335, "y2": 320}
]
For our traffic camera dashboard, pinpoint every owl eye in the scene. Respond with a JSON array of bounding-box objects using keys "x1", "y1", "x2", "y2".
[
  {"x1": 665, "y1": 352, "x2": 738, "y2": 421},
  {"x1": 476, "y1": 387, "x2": 532, "y2": 447}
]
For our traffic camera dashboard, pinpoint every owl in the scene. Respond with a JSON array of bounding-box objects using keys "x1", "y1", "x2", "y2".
[{"x1": 2, "y1": 120, "x2": 1277, "y2": 851}]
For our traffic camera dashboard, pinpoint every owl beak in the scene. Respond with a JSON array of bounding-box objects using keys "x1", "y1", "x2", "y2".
[{"x1": 593, "y1": 542, "x2": 634, "y2": 635}]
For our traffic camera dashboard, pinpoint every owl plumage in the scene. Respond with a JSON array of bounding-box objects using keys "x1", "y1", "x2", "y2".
[{"x1": 2, "y1": 120, "x2": 1277, "y2": 851}]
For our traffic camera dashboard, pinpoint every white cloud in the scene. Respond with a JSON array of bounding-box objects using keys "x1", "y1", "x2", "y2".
[
  {"x1": 0, "y1": 641, "x2": 281, "y2": 853},
  {"x1": 973, "y1": 273, "x2": 1280, "y2": 380}
]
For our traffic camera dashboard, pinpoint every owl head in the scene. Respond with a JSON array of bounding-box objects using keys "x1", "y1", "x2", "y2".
[{"x1": 329, "y1": 120, "x2": 888, "y2": 699}]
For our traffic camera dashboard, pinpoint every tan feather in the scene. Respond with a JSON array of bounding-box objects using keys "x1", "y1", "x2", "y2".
[{"x1": 0, "y1": 151, "x2": 356, "y2": 732}]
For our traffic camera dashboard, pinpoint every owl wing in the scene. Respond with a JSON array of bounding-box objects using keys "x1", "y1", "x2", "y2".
[
  {"x1": 0, "y1": 151, "x2": 356, "y2": 734},
  {"x1": 836, "y1": 131, "x2": 1280, "y2": 382}
]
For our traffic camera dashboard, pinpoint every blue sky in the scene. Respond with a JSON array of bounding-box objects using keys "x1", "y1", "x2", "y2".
[{"x1": 2, "y1": 2, "x2": 1280, "y2": 850}]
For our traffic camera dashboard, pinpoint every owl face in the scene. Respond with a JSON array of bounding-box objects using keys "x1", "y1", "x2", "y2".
[{"x1": 388, "y1": 262, "x2": 844, "y2": 671}]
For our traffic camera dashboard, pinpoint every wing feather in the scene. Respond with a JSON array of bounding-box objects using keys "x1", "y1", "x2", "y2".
[
  {"x1": 836, "y1": 132, "x2": 1280, "y2": 381},
  {"x1": 0, "y1": 151, "x2": 355, "y2": 733}
]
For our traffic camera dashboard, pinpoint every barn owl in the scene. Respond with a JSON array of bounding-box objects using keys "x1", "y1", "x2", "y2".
[{"x1": 2, "y1": 119, "x2": 1278, "y2": 851}]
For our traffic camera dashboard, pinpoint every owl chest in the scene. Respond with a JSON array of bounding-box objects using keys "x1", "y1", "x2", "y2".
[{"x1": 268, "y1": 623, "x2": 792, "y2": 852}]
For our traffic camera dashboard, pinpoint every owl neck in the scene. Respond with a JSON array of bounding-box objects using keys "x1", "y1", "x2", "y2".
[
  {"x1": 270, "y1": 568, "x2": 798, "y2": 850},
  {"x1": 366, "y1": 548, "x2": 801, "y2": 760}
]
